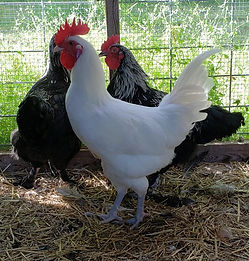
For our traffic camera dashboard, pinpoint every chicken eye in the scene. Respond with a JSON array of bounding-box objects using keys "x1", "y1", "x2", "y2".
[
  {"x1": 69, "y1": 41, "x2": 73, "y2": 46},
  {"x1": 111, "y1": 47, "x2": 118, "y2": 53}
]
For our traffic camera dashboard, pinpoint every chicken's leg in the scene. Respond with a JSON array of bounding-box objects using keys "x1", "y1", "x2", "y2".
[
  {"x1": 127, "y1": 192, "x2": 146, "y2": 229},
  {"x1": 99, "y1": 188, "x2": 127, "y2": 223}
]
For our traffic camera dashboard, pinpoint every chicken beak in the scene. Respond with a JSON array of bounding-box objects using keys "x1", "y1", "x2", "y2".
[
  {"x1": 98, "y1": 51, "x2": 107, "y2": 57},
  {"x1": 54, "y1": 46, "x2": 64, "y2": 53}
]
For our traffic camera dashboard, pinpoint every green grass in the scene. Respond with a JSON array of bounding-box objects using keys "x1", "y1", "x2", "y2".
[{"x1": 0, "y1": 0, "x2": 249, "y2": 149}]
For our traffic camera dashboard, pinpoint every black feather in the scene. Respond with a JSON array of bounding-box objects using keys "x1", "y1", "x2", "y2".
[{"x1": 11, "y1": 35, "x2": 81, "y2": 188}]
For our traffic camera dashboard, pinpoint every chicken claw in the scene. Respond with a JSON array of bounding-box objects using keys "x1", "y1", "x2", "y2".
[
  {"x1": 84, "y1": 212, "x2": 123, "y2": 224},
  {"x1": 99, "y1": 213, "x2": 123, "y2": 224},
  {"x1": 127, "y1": 217, "x2": 142, "y2": 229}
]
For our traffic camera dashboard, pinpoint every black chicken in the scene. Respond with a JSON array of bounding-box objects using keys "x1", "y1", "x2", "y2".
[
  {"x1": 11, "y1": 35, "x2": 81, "y2": 188},
  {"x1": 99, "y1": 37, "x2": 245, "y2": 188}
]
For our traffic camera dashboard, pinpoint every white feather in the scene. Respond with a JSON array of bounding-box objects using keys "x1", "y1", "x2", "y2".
[{"x1": 66, "y1": 35, "x2": 218, "y2": 195}]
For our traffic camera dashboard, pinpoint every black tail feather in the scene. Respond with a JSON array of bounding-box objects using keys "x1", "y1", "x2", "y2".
[
  {"x1": 169, "y1": 105, "x2": 245, "y2": 166},
  {"x1": 193, "y1": 105, "x2": 245, "y2": 144}
]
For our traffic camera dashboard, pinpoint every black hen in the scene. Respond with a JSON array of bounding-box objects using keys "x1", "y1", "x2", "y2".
[
  {"x1": 100, "y1": 40, "x2": 245, "y2": 187},
  {"x1": 11, "y1": 35, "x2": 81, "y2": 188}
]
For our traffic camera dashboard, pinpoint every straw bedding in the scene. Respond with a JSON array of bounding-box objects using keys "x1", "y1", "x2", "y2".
[{"x1": 0, "y1": 161, "x2": 248, "y2": 260}]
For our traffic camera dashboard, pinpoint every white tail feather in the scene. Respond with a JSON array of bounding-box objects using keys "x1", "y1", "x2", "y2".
[
  {"x1": 156, "y1": 49, "x2": 219, "y2": 148},
  {"x1": 159, "y1": 49, "x2": 219, "y2": 119},
  {"x1": 173, "y1": 49, "x2": 219, "y2": 92}
]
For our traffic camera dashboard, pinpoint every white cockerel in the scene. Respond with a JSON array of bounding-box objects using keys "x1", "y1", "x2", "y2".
[{"x1": 54, "y1": 19, "x2": 218, "y2": 228}]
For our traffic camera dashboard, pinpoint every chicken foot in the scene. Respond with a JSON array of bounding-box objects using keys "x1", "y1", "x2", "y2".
[
  {"x1": 48, "y1": 162, "x2": 76, "y2": 185},
  {"x1": 14, "y1": 167, "x2": 40, "y2": 189},
  {"x1": 99, "y1": 188, "x2": 127, "y2": 223},
  {"x1": 85, "y1": 188, "x2": 126, "y2": 224},
  {"x1": 60, "y1": 169, "x2": 76, "y2": 185},
  {"x1": 86, "y1": 188, "x2": 147, "y2": 229}
]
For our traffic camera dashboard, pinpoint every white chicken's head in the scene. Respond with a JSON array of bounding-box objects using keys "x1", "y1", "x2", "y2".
[{"x1": 54, "y1": 18, "x2": 90, "y2": 70}]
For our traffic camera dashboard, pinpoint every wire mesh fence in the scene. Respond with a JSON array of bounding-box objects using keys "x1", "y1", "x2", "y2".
[{"x1": 0, "y1": 0, "x2": 248, "y2": 150}]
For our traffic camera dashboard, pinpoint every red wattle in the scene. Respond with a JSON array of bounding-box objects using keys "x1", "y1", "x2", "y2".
[
  {"x1": 105, "y1": 56, "x2": 121, "y2": 70},
  {"x1": 60, "y1": 51, "x2": 76, "y2": 70}
]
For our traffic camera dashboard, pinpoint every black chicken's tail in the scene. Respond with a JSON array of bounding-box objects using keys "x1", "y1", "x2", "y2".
[
  {"x1": 10, "y1": 127, "x2": 48, "y2": 166},
  {"x1": 10, "y1": 128, "x2": 35, "y2": 163},
  {"x1": 194, "y1": 105, "x2": 245, "y2": 144},
  {"x1": 10, "y1": 129, "x2": 33, "y2": 162},
  {"x1": 16, "y1": 95, "x2": 54, "y2": 142},
  {"x1": 170, "y1": 105, "x2": 245, "y2": 166},
  {"x1": 10, "y1": 128, "x2": 21, "y2": 159}
]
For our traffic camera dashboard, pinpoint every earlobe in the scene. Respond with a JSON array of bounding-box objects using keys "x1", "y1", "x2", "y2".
[
  {"x1": 76, "y1": 49, "x2": 82, "y2": 59},
  {"x1": 75, "y1": 44, "x2": 83, "y2": 59}
]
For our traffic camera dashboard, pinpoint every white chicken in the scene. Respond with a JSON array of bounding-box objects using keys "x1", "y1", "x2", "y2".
[{"x1": 54, "y1": 19, "x2": 219, "y2": 228}]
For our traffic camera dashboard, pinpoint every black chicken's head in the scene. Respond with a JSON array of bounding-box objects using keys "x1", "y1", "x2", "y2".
[
  {"x1": 49, "y1": 34, "x2": 62, "y2": 69},
  {"x1": 99, "y1": 43, "x2": 123, "y2": 70},
  {"x1": 48, "y1": 35, "x2": 70, "y2": 79},
  {"x1": 99, "y1": 43, "x2": 142, "y2": 72},
  {"x1": 101, "y1": 43, "x2": 151, "y2": 102}
]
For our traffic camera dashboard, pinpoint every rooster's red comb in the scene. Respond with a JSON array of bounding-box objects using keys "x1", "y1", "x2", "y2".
[
  {"x1": 101, "y1": 35, "x2": 120, "y2": 52},
  {"x1": 55, "y1": 18, "x2": 90, "y2": 45}
]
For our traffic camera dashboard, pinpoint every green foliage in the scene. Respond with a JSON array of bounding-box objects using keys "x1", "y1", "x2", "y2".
[{"x1": 0, "y1": 0, "x2": 248, "y2": 149}]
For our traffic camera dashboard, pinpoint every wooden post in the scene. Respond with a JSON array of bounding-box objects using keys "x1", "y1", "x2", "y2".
[{"x1": 105, "y1": 0, "x2": 120, "y2": 80}]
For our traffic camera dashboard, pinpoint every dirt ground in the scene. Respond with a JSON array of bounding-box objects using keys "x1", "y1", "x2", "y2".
[{"x1": 0, "y1": 161, "x2": 249, "y2": 261}]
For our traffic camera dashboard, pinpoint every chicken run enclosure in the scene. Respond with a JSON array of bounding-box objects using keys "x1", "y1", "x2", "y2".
[
  {"x1": 0, "y1": 0, "x2": 249, "y2": 261},
  {"x1": 0, "y1": 0, "x2": 249, "y2": 149}
]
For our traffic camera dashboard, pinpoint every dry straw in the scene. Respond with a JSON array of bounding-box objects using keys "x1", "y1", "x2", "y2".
[{"x1": 0, "y1": 161, "x2": 249, "y2": 260}]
